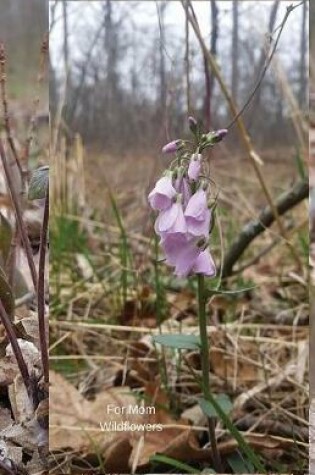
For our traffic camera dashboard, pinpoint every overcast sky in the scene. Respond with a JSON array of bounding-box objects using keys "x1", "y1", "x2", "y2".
[
  {"x1": 50, "y1": 1, "x2": 305, "y2": 64},
  {"x1": 49, "y1": 0, "x2": 307, "y2": 108}
]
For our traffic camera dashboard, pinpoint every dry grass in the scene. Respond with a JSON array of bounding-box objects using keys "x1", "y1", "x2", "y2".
[{"x1": 50, "y1": 138, "x2": 308, "y2": 474}]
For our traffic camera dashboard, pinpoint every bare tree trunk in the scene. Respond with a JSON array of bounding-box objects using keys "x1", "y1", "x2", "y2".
[
  {"x1": 204, "y1": 0, "x2": 218, "y2": 130},
  {"x1": 298, "y1": 0, "x2": 307, "y2": 109},
  {"x1": 159, "y1": 1, "x2": 167, "y2": 114},
  {"x1": 231, "y1": 0, "x2": 239, "y2": 104}
]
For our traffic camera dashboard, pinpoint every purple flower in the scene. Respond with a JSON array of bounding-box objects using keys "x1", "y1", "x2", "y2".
[
  {"x1": 185, "y1": 189, "x2": 207, "y2": 220},
  {"x1": 175, "y1": 174, "x2": 191, "y2": 208},
  {"x1": 188, "y1": 154, "x2": 202, "y2": 181},
  {"x1": 148, "y1": 175, "x2": 176, "y2": 211},
  {"x1": 162, "y1": 140, "x2": 182, "y2": 154},
  {"x1": 185, "y1": 189, "x2": 211, "y2": 237},
  {"x1": 155, "y1": 200, "x2": 187, "y2": 235},
  {"x1": 192, "y1": 249, "x2": 216, "y2": 276},
  {"x1": 161, "y1": 233, "x2": 201, "y2": 278}
]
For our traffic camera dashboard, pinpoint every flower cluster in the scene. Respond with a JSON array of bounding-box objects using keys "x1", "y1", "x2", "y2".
[{"x1": 148, "y1": 121, "x2": 227, "y2": 278}]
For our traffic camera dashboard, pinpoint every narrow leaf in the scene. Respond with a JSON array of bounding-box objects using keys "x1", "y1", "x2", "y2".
[
  {"x1": 150, "y1": 454, "x2": 201, "y2": 474},
  {"x1": 153, "y1": 333, "x2": 200, "y2": 350},
  {"x1": 199, "y1": 393, "x2": 233, "y2": 417}
]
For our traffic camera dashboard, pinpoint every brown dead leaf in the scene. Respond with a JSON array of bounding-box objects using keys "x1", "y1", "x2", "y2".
[
  {"x1": 210, "y1": 347, "x2": 258, "y2": 383},
  {"x1": 0, "y1": 359, "x2": 19, "y2": 386},
  {"x1": 50, "y1": 370, "x2": 140, "y2": 451},
  {"x1": 50, "y1": 371, "x2": 190, "y2": 472}
]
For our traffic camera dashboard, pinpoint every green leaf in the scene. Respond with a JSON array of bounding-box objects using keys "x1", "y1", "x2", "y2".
[
  {"x1": 150, "y1": 454, "x2": 201, "y2": 474},
  {"x1": 0, "y1": 213, "x2": 12, "y2": 264},
  {"x1": 153, "y1": 333, "x2": 200, "y2": 350},
  {"x1": 227, "y1": 452, "x2": 254, "y2": 473},
  {"x1": 28, "y1": 165, "x2": 49, "y2": 200},
  {"x1": 0, "y1": 266, "x2": 14, "y2": 319},
  {"x1": 198, "y1": 393, "x2": 233, "y2": 417},
  {"x1": 199, "y1": 397, "x2": 266, "y2": 473}
]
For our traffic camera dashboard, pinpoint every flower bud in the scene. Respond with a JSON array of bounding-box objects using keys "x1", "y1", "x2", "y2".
[
  {"x1": 162, "y1": 139, "x2": 182, "y2": 154},
  {"x1": 212, "y1": 128, "x2": 228, "y2": 143},
  {"x1": 188, "y1": 116, "x2": 198, "y2": 134}
]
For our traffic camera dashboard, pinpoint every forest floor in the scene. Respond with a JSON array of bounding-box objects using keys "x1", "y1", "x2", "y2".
[{"x1": 50, "y1": 143, "x2": 309, "y2": 474}]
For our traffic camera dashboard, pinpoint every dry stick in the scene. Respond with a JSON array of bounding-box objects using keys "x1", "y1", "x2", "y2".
[
  {"x1": 232, "y1": 217, "x2": 307, "y2": 276},
  {"x1": 0, "y1": 299, "x2": 30, "y2": 393},
  {"x1": 183, "y1": 0, "x2": 303, "y2": 271},
  {"x1": 0, "y1": 139, "x2": 38, "y2": 290},
  {"x1": 0, "y1": 44, "x2": 24, "y2": 183},
  {"x1": 222, "y1": 179, "x2": 308, "y2": 278},
  {"x1": 37, "y1": 190, "x2": 49, "y2": 383}
]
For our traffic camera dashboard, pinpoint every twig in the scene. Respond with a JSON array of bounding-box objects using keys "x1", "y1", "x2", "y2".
[
  {"x1": 0, "y1": 139, "x2": 38, "y2": 290},
  {"x1": 222, "y1": 179, "x2": 308, "y2": 278},
  {"x1": 226, "y1": 2, "x2": 304, "y2": 129},
  {"x1": 232, "y1": 218, "x2": 307, "y2": 275},
  {"x1": 182, "y1": 0, "x2": 303, "y2": 271},
  {"x1": 37, "y1": 190, "x2": 49, "y2": 383},
  {"x1": 0, "y1": 299, "x2": 30, "y2": 394}
]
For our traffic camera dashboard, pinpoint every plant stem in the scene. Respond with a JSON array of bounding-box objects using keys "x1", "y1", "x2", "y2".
[
  {"x1": 197, "y1": 274, "x2": 222, "y2": 472},
  {"x1": 38, "y1": 190, "x2": 49, "y2": 383},
  {"x1": 0, "y1": 299, "x2": 30, "y2": 394}
]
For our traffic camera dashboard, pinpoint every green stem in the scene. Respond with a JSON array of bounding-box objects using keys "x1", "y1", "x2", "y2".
[{"x1": 197, "y1": 274, "x2": 222, "y2": 472}]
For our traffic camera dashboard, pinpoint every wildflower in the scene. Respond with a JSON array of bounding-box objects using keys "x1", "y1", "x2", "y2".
[
  {"x1": 174, "y1": 171, "x2": 191, "y2": 208},
  {"x1": 148, "y1": 174, "x2": 176, "y2": 210},
  {"x1": 162, "y1": 139, "x2": 182, "y2": 154},
  {"x1": 188, "y1": 154, "x2": 202, "y2": 181},
  {"x1": 155, "y1": 197, "x2": 187, "y2": 235},
  {"x1": 212, "y1": 128, "x2": 228, "y2": 143},
  {"x1": 192, "y1": 249, "x2": 216, "y2": 276}
]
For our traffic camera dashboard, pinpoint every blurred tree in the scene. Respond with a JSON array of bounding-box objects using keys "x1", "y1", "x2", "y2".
[
  {"x1": 231, "y1": 0, "x2": 239, "y2": 105},
  {"x1": 298, "y1": 0, "x2": 307, "y2": 108}
]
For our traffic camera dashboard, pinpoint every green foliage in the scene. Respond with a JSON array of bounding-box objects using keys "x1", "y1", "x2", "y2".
[
  {"x1": 150, "y1": 454, "x2": 202, "y2": 474},
  {"x1": 153, "y1": 334, "x2": 201, "y2": 350},
  {"x1": 199, "y1": 397, "x2": 266, "y2": 473}
]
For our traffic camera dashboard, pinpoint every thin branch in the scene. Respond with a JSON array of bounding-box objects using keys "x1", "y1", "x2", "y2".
[
  {"x1": 222, "y1": 180, "x2": 308, "y2": 278},
  {"x1": 227, "y1": 1, "x2": 304, "y2": 129},
  {"x1": 0, "y1": 139, "x2": 38, "y2": 290},
  {"x1": 37, "y1": 190, "x2": 49, "y2": 383}
]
